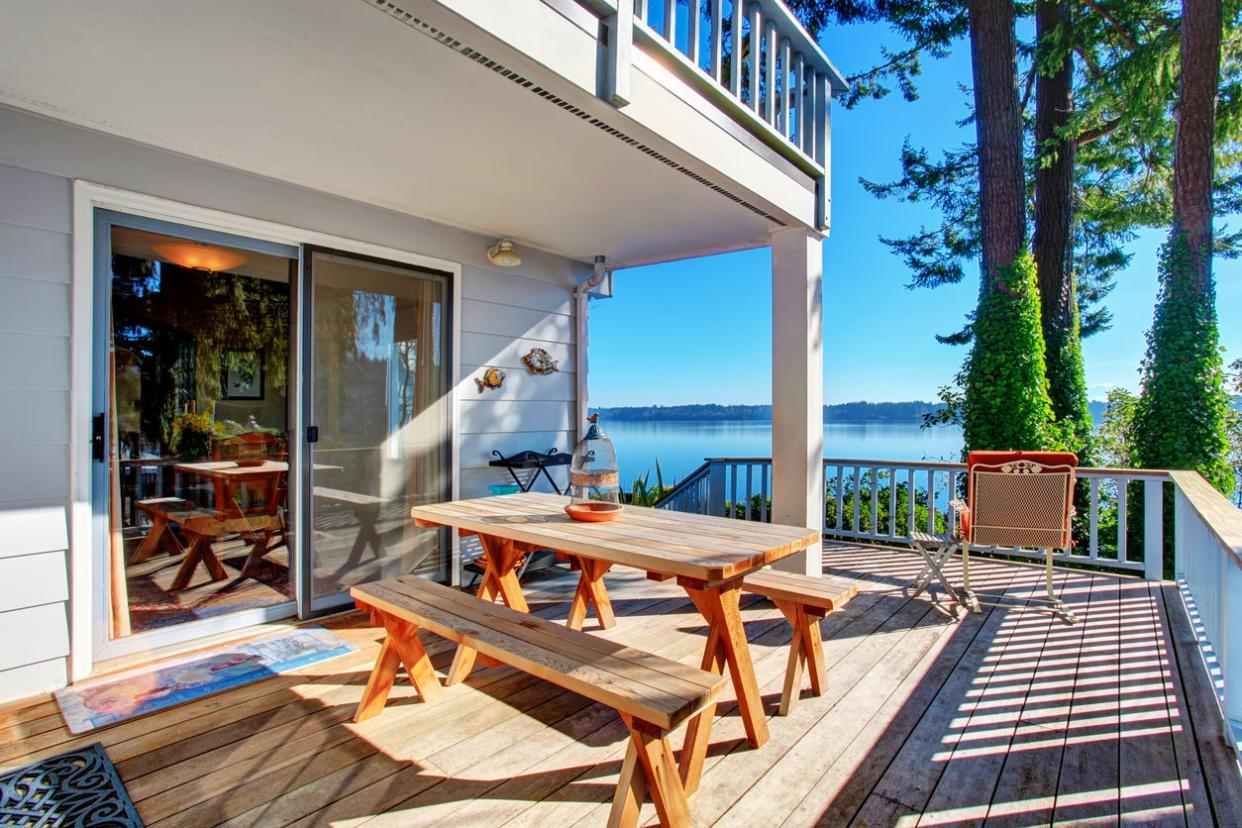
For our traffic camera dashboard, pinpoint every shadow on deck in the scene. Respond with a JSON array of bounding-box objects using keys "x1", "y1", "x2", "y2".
[{"x1": 1, "y1": 543, "x2": 1239, "y2": 826}]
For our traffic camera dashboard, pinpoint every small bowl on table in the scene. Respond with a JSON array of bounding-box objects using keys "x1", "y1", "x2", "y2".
[
  {"x1": 234, "y1": 458, "x2": 267, "y2": 468},
  {"x1": 564, "y1": 502, "x2": 623, "y2": 523}
]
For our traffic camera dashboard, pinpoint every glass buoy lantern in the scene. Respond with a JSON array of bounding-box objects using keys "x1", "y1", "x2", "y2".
[{"x1": 566, "y1": 414, "x2": 622, "y2": 521}]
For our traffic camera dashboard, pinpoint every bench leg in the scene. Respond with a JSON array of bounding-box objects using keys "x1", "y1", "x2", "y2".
[
  {"x1": 237, "y1": 531, "x2": 272, "y2": 581},
  {"x1": 382, "y1": 617, "x2": 442, "y2": 704},
  {"x1": 676, "y1": 619, "x2": 720, "y2": 796},
  {"x1": 567, "y1": 559, "x2": 615, "y2": 631},
  {"x1": 355, "y1": 618, "x2": 442, "y2": 722},
  {"x1": 773, "y1": 600, "x2": 827, "y2": 716},
  {"x1": 612, "y1": 716, "x2": 691, "y2": 828},
  {"x1": 608, "y1": 735, "x2": 648, "y2": 828},
  {"x1": 355, "y1": 637, "x2": 402, "y2": 722},
  {"x1": 130, "y1": 514, "x2": 167, "y2": 564}
]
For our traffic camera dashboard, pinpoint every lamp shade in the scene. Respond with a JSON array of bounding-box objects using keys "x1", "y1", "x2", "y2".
[{"x1": 487, "y1": 239, "x2": 522, "y2": 268}]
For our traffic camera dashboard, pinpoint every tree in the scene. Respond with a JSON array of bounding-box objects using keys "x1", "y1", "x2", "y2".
[
  {"x1": 960, "y1": 0, "x2": 1061, "y2": 453},
  {"x1": 1096, "y1": 387, "x2": 1140, "y2": 467},
  {"x1": 1034, "y1": 0, "x2": 1093, "y2": 458},
  {"x1": 1133, "y1": 0, "x2": 1234, "y2": 492}
]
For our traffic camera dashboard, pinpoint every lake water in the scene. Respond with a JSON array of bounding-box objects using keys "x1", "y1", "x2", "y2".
[{"x1": 605, "y1": 420, "x2": 963, "y2": 488}]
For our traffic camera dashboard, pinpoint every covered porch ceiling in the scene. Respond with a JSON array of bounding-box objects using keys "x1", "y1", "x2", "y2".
[{"x1": 0, "y1": 0, "x2": 800, "y2": 267}]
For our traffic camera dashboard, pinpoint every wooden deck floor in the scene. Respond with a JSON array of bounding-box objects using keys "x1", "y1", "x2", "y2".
[{"x1": 2, "y1": 544, "x2": 1240, "y2": 826}]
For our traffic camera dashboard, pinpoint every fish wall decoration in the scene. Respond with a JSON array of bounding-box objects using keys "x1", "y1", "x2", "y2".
[
  {"x1": 522, "y1": 347, "x2": 559, "y2": 375},
  {"x1": 475, "y1": 366, "x2": 505, "y2": 392}
]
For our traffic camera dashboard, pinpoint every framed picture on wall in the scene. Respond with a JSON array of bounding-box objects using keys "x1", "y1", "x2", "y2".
[{"x1": 222, "y1": 350, "x2": 264, "y2": 400}]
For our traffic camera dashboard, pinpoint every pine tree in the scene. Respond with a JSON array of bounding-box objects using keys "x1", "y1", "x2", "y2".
[{"x1": 1133, "y1": 0, "x2": 1233, "y2": 492}]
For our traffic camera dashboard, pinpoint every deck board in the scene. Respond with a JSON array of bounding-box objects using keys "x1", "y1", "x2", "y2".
[{"x1": 2, "y1": 544, "x2": 1239, "y2": 826}]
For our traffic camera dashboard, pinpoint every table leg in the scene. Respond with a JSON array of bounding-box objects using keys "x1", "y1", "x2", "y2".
[
  {"x1": 130, "y1": 513, "x2": 170, "y2": 564},
  {"x1": 682, "y1": 581, "x2": 769, "y2": 749},
  {"x1": 566, "y1": 558, "x2": 615, "y2": 630},
  {"x1": 170, "y1": 533, "x2": 227, "y2": 590},
  {"x1": 445, "y1": 534, "x2": 528, "y2": 685}
]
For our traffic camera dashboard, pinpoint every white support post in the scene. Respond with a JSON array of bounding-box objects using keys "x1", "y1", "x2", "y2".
[
  {"x1": 771, "y1": 228, "x2": 824, "y2": 575},
  {"x1": 604, "y1": 1, "x2": 633, "y2": 107}
]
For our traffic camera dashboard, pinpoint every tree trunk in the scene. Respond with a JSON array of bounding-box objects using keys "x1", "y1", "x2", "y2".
[
  {"x1": 1132, "y1": 0, "x2": 1233, "y2": 493},
  {"x1": 968, "y1": 0, "x2": 1026, "y2": 285},
  {"x1": 961, "y1": 0, "x2": 1060, "y2": 454},
  {"x1": 1174, "y1": 0, "x2": 1221, "y2": 262},
  {"x1": 1034, "y1": 0, "x2": 1092, "y2": 457}
]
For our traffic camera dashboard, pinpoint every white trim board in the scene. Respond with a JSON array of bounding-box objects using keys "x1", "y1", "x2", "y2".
[{"x1": 69, "y1": 180, "x2": 464, "y2": 677}]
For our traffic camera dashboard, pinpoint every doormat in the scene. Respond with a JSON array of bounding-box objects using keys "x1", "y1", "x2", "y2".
[
  {"x1": 54, "y1": 627, "x2": 355, "y2": 734},
  {"x1": 0, "y1": 742, "x2": 144, "y2": 826}
]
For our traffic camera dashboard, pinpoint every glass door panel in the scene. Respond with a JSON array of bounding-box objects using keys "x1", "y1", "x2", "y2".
[
  {"x1": 306, "y1": 249, "x2": 451, "y2": 611},
  {"x1": 97, "y1": 214, "x2": 298, "y2": 647}
]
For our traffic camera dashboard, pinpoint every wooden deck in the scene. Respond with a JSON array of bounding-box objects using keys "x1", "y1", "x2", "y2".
[{"x1": 2, "y1": 544, "x2": 1239, "y2": 826}]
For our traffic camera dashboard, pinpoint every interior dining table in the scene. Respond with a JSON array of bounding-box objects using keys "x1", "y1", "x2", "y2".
[{"x1": 408, "y1": 490, "x2": 821, "y2": 769}]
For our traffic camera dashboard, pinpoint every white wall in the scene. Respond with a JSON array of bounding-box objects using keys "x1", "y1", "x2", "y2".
[
  {"x1": 0, "y1": 162, "x2": 73, "y2": 699},
  {"x1": 0, "y1": 105, "x2": 588, "y2": 702}
]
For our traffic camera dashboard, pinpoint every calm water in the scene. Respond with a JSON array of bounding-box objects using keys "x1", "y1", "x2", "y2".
[{"x1": 606, "y1": 420, "x2": 963, "y2": 488}]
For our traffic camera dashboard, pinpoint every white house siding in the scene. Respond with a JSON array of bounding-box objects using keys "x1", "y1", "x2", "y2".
[
  {"x1": 0, "y1": 162, "x2": 74, "y2": 702},
  {"x1": 0, "y1": 105, "x2": 587, "y2": 701}
]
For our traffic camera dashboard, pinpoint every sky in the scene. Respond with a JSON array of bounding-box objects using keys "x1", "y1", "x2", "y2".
[{"x1": 588, "y1": 22, "x2": 1242, "y2": 407}]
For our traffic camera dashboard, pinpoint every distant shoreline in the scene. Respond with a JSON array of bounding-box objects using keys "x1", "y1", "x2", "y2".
[{"x1": 595, "y1": 402, "x2": 941, "y2": 424}]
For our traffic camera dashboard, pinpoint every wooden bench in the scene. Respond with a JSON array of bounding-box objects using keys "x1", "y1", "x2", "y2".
[
  {"x1": 741, "y1": 570, "x2": 858, "y2": 715},
  {"x1": 131, "y1": 497, "x2": 213, "y2": 564},
  {"x1": 352, "y1": 576, "x2": 725, "y2": 828}
]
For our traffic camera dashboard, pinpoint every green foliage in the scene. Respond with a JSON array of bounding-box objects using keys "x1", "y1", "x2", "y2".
[
  {"x1": 963, "y1": 252, "x2": 1063, "y2": 454},
  {"x1": 626, "y1": 459, "x2": 669, "y2": 507},
  {"x1": 1044, "y1": 291, "x2": 1095, "y2": 460},
  {"x1": 1133, "y1": 232, "x2": 1234, "y2": 492},
  {"x1": 723, "y1": 476, "x2": 949, "y2": 538},
  {"x1": 1096, "y1": 387, "x2": 1140, "y2": 467}
]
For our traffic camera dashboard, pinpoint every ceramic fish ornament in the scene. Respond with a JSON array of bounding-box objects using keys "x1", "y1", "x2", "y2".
[
  {"x1": 475, "y1": 366, "x2": 505, "y2": 393},
  {"x1": 522, "y1": 347, "x2": 559, "y2": 375}
]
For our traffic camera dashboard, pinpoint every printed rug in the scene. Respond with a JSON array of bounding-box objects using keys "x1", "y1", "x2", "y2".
[
  {"x1": 54, "y1": 627, "x2": 354, "y2": 734},
  {"x1": 0, "y1": 742, "x2": 144, "y2": 826}
]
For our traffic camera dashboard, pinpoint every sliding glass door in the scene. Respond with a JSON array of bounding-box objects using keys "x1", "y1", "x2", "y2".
[
  {"x1": 302, "y1": 248, "x2": 452, "y2": 612},
  {"x1": 93, "y1": 212, "x2": 299, "y2": 655}
]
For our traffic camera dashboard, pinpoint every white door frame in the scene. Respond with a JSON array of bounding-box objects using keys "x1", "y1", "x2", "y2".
[{"x1": 69, "y1": 181, "x2": 462, "y2": 678}]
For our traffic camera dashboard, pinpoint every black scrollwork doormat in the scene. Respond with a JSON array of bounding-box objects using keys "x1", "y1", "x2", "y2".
[{"x1": 0, "y1": 742, "x2": 143, "y2": 827}]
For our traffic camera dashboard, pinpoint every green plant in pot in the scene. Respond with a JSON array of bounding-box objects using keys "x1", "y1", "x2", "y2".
[{"x1": 169, "y1": 409, "x2": 219, "y2": 459}]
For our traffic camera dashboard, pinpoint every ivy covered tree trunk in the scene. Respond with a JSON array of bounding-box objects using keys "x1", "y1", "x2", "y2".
[
  {"x1": 1133, "y1": 0, "x2": 1233, "y2": 491},
  {"x1": 1034, "y1": 0, "x2": 1093, "y2": 460},
  {"x1": 962, "y1": 0, "x2": 1060, "y2": 453}
]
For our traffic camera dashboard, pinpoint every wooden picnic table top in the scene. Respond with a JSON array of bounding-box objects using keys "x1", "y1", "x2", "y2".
[{"x1": 409, "y1": 491, "x2": 821, "y2": 583}]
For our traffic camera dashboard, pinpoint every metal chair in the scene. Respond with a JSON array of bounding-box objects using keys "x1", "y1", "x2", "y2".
[{"x1": 910, "y1": 450, "x2": 1079, "y2": 623}]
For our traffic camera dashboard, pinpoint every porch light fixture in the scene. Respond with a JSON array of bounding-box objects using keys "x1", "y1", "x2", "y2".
[
  {"x1": 487, "y1": 238, "x2": 522, "y2": 268},
  {"x1": 152, "y1": 240, "x2": 248, "y2": 273}
]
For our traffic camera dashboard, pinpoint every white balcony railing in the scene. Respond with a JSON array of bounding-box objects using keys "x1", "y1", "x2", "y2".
[
  {"x1": 656, "y1": 455, "x2": 1242, "y2": 741},
  {"x1": 573, "y1": 0, "x2": 846, "y2": 224}
]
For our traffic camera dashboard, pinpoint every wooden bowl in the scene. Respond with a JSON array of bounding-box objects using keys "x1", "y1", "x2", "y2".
[
  {"x1": 564, "y1": 502, "x2": 623, "y2": 522},
  {"x1": 234, "y1": 458, "x2": 267, "y2": 468}
]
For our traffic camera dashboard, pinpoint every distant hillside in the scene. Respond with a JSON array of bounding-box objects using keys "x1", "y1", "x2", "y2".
[
  {"x1": 596, "y1": 401, "x2": 942, "y2": 423},
  {"x1": 599, "y1": 397, "x2": 1242, "y2": 425}
]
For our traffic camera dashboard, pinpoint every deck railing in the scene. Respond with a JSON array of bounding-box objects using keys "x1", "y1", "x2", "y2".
[
  {"x1": 576, "y1": 1, "x2": 844, "y2": 196},
  {"x1": 655, "y1": 455, "x2": 1242, "y2": 738}
]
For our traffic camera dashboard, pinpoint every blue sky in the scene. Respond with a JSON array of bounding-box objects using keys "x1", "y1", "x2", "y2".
[{"x1": 589, "y1": 23, "x2": 1242, "y2": 407}]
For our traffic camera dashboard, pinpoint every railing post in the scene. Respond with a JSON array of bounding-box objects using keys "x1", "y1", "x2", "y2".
[
  {"x1": 603, "y1": 1, "x2": 633, "y2": 107},
  {"x1": 1225, "y1": 550, "x2": 1242, "y2": 737},
  {"x1": 1144, "y1": 478, "x2": 1165, "y2": 580},
  {"x1": 707, "y1": 460, "x2": 726, "y2": 517}
]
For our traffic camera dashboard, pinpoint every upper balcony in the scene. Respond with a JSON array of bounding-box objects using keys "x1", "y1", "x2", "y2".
[{"x1": 0, "y1": 0, "x2": 845, "y2": 268}]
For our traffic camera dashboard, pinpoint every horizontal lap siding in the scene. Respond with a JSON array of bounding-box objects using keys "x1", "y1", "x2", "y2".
[
  {"x1": 458, "y1": 270, "x2": 577, "y2": 498},
  {"x1": 0, "y1": 163, "x2": 73, "y2": 702},
  {"x1": 0, "y1": 107, "x2": 588, "y2": 698}
]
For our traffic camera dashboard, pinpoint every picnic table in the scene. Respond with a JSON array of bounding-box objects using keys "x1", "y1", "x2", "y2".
[{"x1": 409, "y1": 490, "x2": 821, "y2": 750}]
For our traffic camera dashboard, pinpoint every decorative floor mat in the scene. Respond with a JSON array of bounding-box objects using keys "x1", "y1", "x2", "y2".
[{"x1": 54, "y1": 627, "x2": 354, "y2": 734}]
